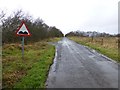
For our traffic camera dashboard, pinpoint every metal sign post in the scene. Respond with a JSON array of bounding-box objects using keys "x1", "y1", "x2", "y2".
[
  {"x1": 22, "y1": 37, "x2": 24, "y2": 59},
  {"x1": 16, "y1": 21, "x2": 31, "y2": 60}
]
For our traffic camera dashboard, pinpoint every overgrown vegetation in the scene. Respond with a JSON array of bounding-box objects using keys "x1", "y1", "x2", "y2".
[
  {"x1": 68, "y1": 36, "x2": 119, "y2": 62},
  {"x1": 2, "y1": 38, "x2": 61, "y2": 88},
  {"x1": 1, "y1": 10, "x2": 63, "y2": 44}
]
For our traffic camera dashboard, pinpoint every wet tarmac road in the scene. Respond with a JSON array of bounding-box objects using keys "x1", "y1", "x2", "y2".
[{"x1": 46, "y1": 37, "x2": 118, "y2": 88}]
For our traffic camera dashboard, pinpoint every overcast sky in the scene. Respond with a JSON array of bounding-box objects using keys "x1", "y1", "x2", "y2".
[{"x1": 0, "y1": 0, "x2": 119, "y2": 34}]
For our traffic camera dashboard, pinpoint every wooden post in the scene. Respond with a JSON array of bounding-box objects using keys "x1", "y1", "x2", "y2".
[
  {"x1": 101, "y1": 37, "x2": 103, "y2": 45},
  {"x1": 91, "y1": 36, "x2": 94, "y2": 42}
]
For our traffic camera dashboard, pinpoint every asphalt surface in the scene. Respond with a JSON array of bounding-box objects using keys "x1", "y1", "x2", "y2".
[{"x1": 46, "y1": 37, "x2": 118, "y2": 88}]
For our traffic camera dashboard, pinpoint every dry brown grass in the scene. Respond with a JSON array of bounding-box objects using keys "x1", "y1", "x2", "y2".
[{"x1": 69, "y1": 36, "x2": 119, "y2": 62}]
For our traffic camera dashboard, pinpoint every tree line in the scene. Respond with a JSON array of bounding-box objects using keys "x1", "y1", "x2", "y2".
[
  {"x1": 65, "y1": 31, "x2": 118, "y2": 37},
  {"x1": 0, "y1": 10, "x2": 64, "y2": 44}
]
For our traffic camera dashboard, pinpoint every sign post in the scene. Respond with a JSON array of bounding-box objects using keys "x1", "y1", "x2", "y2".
[
  {"x1": 22, "y1": 37, "x2": 24, "y2": 59},
  {"x1": 16, "y1": 21, "x2": 31, "y2": 59}
]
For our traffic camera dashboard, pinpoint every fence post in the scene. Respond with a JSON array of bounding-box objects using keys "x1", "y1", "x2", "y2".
[{"x1": 101, "y1": 37, "x2": 103, "y2": 45}]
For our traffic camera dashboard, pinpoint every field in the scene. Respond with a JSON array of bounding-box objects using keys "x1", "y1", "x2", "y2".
[
  {"x1": 2, "y1": 38, "x2": 61, "y2": 88},
  {"x1": 68, "y1": 36, "x2": 119, "y2": 62}
]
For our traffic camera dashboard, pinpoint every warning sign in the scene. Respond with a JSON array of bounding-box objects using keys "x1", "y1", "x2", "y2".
[{"x1": 16, "y1": 21, "x2": 31, "y2": 36}]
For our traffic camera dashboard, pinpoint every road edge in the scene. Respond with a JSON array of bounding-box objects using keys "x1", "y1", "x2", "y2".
[{"x1": 45, "y1": 42, "x2": 58, "y2": 88}]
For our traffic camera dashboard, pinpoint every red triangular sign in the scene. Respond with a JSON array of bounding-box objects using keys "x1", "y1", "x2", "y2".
[{"x1": 16, "y1": 21, "x2": 31, "y2": 36}]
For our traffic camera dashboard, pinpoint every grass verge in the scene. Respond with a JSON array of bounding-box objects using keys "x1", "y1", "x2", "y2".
[
  {"x1": 68, "y1": 36, "x2": 119, "y2": 62},
  {"x1": 2, "y1": 38, "x2": 61, "y2": 88}
]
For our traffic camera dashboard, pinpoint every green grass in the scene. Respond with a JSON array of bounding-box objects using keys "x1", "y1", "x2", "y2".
[
  {"x1": 14, "y1": 45, "x2": 55, "y2": 88},
  {"x1": 68, "y1": 36, "x2": 119, "y2": 62},
  {"x1": 2, "y1": 38, "x2": 61, "y2": 88},
  {"x1": 45, "y1": 37, "x2": 62, "y2": 42}
]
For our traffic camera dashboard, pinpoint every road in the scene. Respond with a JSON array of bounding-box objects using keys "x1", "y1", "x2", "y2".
[{"x1": 46, "y1": 37, "x2": 118, "y2": 88}]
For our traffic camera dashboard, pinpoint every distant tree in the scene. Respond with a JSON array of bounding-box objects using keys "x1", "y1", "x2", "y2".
[
  {"x1": 48, "y1": 26, "x2": 63, "y2": 37},
  {"x1": 115, "y1": 34, "x2": 120, "y2": 37},
  {"x1": 65, "y1": 31, "x2": 75, "y2": 37},
  {"x1": 65, "y1": 30, "x2": 112, "y2": 37},
  {"x1": 0, "y1": 10, "x2": 5, "y2": 25}
]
